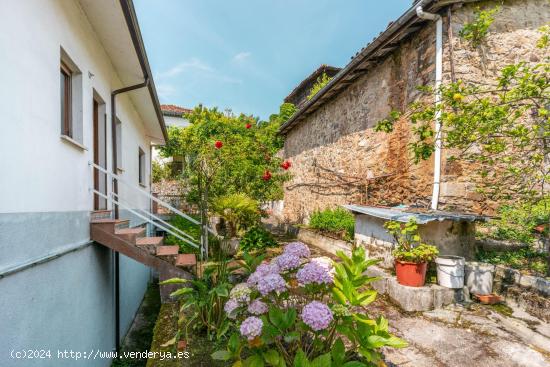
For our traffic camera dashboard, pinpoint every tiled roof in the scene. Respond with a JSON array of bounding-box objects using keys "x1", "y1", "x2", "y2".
[
  {"x1": 161, "y1": 104, "x2": 192, "y2": 116},
  {"x1": 284, "y1": 65, "x2": 341, "y2": 107}
]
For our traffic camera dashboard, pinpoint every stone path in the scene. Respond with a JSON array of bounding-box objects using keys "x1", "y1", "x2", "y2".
[{"x1": 369, "y1": 298, "x2": 550, "y2": 367}]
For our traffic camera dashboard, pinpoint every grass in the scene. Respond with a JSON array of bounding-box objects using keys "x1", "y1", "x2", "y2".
[
  {"x1": 308, "y1": 207, "x2": 355, "y2": 241},
  {"x1": 476, "y1": 247, "x2": 548, "y2": 277}
]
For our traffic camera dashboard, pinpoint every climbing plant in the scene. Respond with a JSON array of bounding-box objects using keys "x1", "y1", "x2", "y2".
[
  {"x1": 307, "y1": 72, "x2": 333, "y2": 100},
  {"x1": 458, "y1": 6, "x2": 499, "y2": 48}
]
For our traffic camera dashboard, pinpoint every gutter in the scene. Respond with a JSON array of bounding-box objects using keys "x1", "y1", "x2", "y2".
[
  {"x1": 111, "y1": 0, "x2": 161, "y2": 352},
  {"x1": 416, "y1": 5, "x2": 443, "y2": 210},
  {"x1": 119, "y1": 0, "x2": 168, "y2": 143}
]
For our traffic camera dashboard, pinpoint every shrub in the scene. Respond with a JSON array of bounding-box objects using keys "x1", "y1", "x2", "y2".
[
  {"x1": 212, "y1": 244, "x2": 407, "y2": 366},
  {"x1": 307, "y1": 72, "x2": 333, "y2": 100},
  {"x1": 239, "y1": 226, "x2": 277, "y2": 252},
  {"x1": 384, "y1": 219, "x2": 439, "y2": 263},
  {"x1": 482, "y1": 199, "x2": 550, "y2": 244},
  {"x1": 476, "y1": 247, "x2": 548, "y2": 277},
  {"x1": 164, "y1": 215, "x2": 202, "y2": 254},
  {"x1": 309, "y1": 207, "x2": 355, "y2": 241},
  {"x1": 160, "y1": 255, "x2": 233, "y2": 342},
  {"x1": 212, "y1": 193, "x2": 260, "y2": 238},
  {"x1": 152, "y1": 160, "x2": 171, "y2": 183},
  {"x1": 459, "y1": 6, "x2": 499, "y2": 48}
]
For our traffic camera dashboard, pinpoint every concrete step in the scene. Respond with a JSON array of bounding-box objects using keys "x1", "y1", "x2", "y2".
[{"x1": 176, "y1": 254, "x2": 197, "y2": 267}]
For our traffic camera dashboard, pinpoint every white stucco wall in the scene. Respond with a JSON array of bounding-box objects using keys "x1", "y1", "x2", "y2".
[{"x1": 0, "y1": 0, "x2": 152, "y2": 214}]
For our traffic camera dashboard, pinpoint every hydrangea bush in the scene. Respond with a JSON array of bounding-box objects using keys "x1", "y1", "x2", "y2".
[{"x1": 212, "y1": 242, "x2": 407, "y2": 366}]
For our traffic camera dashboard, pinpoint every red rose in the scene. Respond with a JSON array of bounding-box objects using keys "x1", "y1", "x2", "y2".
[
  {"x1": 214, "y1": 140, "x2": 223, "y2": 149},
  {"x1": 262, "y1": 170, "x2": 272, "y2": 181},
  {"x1": 281, "y1": 160, "x2": 291, "y2": 170},
  {"x1": 245, "y1": 123, "x2": 252, "y2": 129}
]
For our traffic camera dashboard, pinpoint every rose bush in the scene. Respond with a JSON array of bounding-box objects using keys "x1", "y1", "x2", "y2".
[{"x1": 212, "y1": 242, "x2": 407, "y2": 366}]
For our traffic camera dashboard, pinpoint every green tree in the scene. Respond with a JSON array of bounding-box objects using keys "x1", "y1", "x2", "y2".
[{"x1": 159, "y1": 104, "x2": 294, "y2": 256}]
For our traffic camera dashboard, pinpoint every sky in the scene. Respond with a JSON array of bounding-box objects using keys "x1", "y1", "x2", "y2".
[{"x1": 134, "y1": 0, "x2": 412, "y2": 120}]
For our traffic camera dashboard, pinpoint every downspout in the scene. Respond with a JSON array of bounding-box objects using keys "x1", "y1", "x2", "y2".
[
  {"x1": 416, "y1": 5, "x2": 443, "y2": 210},
  {"x1": 111, "y1": 78, "x2": 149, "y2": 353}
]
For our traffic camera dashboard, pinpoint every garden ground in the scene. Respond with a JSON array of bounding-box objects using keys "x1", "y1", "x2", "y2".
[
  {"x1": 142, "y1": 237, "x2": 550, "y2": 367},
  {"x1": 302, "y1": 241, "x2": 550, "y2": 367}
]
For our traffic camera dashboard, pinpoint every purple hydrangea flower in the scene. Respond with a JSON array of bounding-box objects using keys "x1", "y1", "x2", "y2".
[
  {"x1": 224, "y1": 298, "x2": 240, "y2": 319},
  {"x1": 296, "y1": 261, "x2": 334, "y2": 286},
  {"x1": 274, "y1": 253, "x2": 301, "y2": 271},
  {"x1": 247, "y1": 263, "x2": 280, "y2": 286},
  {"x1": 283, "y1": 242, "x2": 311, "y2": 258},
  {"x1": 257, "y1": 273, "x2": 287, "y2": 296},
  {"x1": 301, "y1": 301, "x2": 333, "y2": 331},
  {"x1": 230, "y1": 283, "x2": 252, "y2": 303},
  {"x1": 240, "y1": 316, "x2": 263, "y2": 340},
  {"x1": 247, "y1": 299, "x2": 268, "y2": 315}
]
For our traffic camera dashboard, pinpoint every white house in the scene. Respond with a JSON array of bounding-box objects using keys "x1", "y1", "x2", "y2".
[
  {"x1": 0, "y1": 0, "x2": 174, "y2": 365},
  {"x1": 152, "y1": 104, "x2": 191, "y2": 167}
]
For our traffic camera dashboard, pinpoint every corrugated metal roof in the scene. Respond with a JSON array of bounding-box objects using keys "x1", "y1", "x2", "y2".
[{"x1": 343, "y1": 205, "x2": 487, "y2": 224}]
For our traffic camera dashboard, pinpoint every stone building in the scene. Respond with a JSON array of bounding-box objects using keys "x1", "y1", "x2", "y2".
[
  {"x1": 284, "y1": 65, "x2": 341, "y2": 108},
  {"x1": 280, "y1": 0, "x2": 549, "y2": 223}
]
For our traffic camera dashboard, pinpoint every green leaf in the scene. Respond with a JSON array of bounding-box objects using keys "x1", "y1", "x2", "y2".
[
  {"x1": 214, "y1": 285, "x2": 229, "y2": 297},
  {"x1": 211, "y1": 350, "x2": 233, "y2": 361},
  {"x1": 159, "y1": 277, "x2": 188, "y2": 285},
  {"x1": 293, "y1": 349, "x2": 309, "y2": 367},
  {"x1": 311, "y1": 353, "x2": 331, "y2": 367},
  {"x1": 281, "y1": 308, "x2": 297, "y2": 329},
  {"x1": 269, "y1": 307, "x2": 285, "y2": 330},
  {"x1": 169, "y1": 287, "x2": 194, "y2": 298},
  {"x1": 228, "y1": 333, "x2": 241, "y2": 353},
  {"x1": 263, "y1": 349, "x2": 281, "y2": 366},
  {"x1": 331, "y1": 338, "x2": 346, "y2": 365},
  {"x1": 244, "y1": 355, "x2": 265, "y2": 367},
  {"x1": 342, "y1": 362, "x2": 366, "y2": 367}
]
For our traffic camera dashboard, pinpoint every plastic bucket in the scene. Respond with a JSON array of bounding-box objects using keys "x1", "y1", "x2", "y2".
[
  {"x1": 435, "y1": 256, "x2": 465, "y2": 289},
  {"x1": 464, "y1": 262, "x2": 495, "y2": 295}
]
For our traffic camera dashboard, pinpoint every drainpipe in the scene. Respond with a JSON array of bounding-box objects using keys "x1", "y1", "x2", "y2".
[
  {"x1": 416, "y1": 5, "x2": 443, "y2": 211},
  {"x1": 111, "y1": 78, "x2": 149, "y2": 353}
]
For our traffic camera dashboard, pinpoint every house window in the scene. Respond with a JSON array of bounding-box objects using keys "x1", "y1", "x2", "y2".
[
  {"x1": 116, "y1": 119, "x2": 122, "y2": 170},
  {"x1": 59, "y1": 48, "x2": 83, "y2": 145},
  {"x1": 60, "y1": 62, "x2": 72, "y2": 137},
  {"x1": 138, "y1": 148, "x2": 146, "y2": 185}
]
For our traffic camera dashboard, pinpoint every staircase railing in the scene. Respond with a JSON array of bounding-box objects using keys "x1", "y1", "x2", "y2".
[{"x1": 89, "y1": 161, "x2": 213, "y2": 253}]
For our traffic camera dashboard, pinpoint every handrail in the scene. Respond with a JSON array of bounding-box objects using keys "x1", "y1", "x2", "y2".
[
  {"x1": 111, "y1": 192, "x2": 197, "y2": 242},
  {"x1": 90, "y1": 189, "x2": 199, "y2": 249},
  {"x1": 89, "y1": 161, "x2": 215, "y2": 235}
]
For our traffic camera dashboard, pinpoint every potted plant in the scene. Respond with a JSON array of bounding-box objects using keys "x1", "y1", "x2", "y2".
[{"x1": 384, "y1": 218, "x2": 439, "y2": 287}]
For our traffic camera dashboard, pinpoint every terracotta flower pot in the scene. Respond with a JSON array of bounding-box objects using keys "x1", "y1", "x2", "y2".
[{"x1": 395, "y1": 260, "x2": 427, "y2": 287}]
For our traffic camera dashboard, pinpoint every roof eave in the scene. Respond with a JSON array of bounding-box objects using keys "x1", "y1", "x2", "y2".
[
  {"x1": 119, "y1": 0, "x2": 168, "y2": 143},
  {"x1": 278, "y1": 0, "x2": 441, "y2": 135}
]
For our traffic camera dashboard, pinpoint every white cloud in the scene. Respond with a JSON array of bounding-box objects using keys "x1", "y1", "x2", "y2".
[
  {"x1": 156, "y1": 58, "x2": 243, "y2": 87},
  {"x1": 157, "y1": 58, "x2": 213, "y2": 79},
  {"x1": 156, "y1": 83, "x2": 176, "y2": 100},
  {"x1": 232, "y1": 51, "x2": 251, "y2": 63}
]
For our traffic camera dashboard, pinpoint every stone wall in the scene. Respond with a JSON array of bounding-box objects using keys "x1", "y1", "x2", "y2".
[{"x1": 282, "y1": 0, "x2": 549, "y2": 223}]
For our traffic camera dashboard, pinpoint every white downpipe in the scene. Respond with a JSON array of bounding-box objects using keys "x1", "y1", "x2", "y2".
[{"x1": 416, "y1": 6, "x2": 443, "y2": 210}]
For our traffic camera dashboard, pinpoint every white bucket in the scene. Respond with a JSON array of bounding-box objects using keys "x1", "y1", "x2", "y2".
[
  {"x1": 464, "y1": 262, "x2": 495, "y2": 295},
  {"x1": 435, "y1": 255, "x2": 465, "y2": 289}
]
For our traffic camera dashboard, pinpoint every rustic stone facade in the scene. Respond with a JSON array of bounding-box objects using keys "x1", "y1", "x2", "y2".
[{"x1": 282, "y1": 0, "x2": 549, "y2": 223}]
